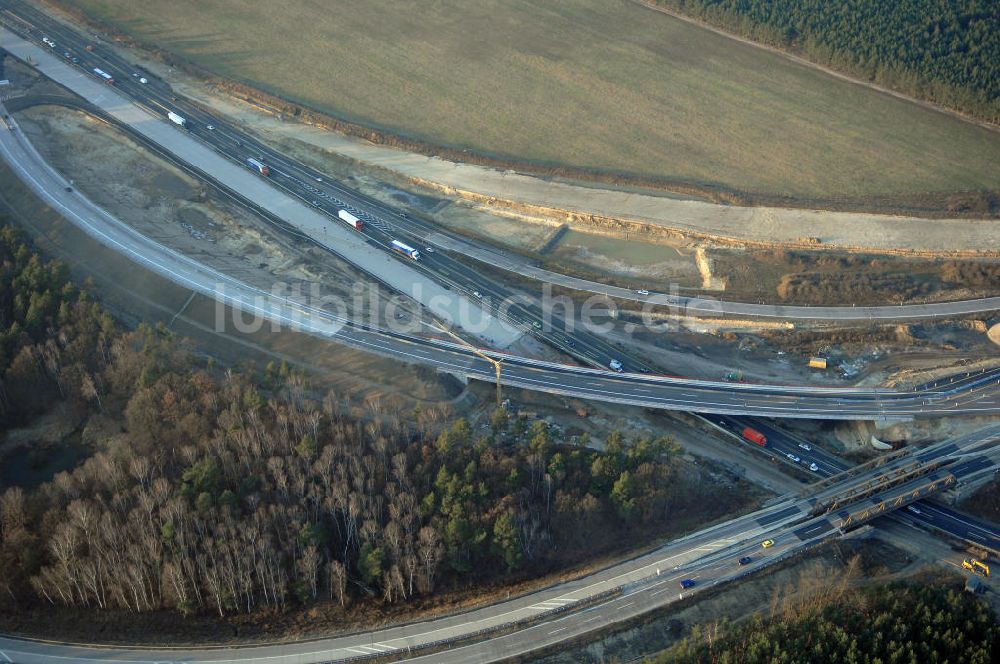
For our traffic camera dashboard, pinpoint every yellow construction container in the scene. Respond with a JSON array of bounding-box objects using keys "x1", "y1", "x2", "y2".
[{"x1": 808, "y1": 357, "x2": 828, "y2": 369}]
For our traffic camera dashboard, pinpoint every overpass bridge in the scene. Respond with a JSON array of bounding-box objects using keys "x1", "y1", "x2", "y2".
[{"x1": 0, "y1": 425, "x2": 996, "y2": 664}]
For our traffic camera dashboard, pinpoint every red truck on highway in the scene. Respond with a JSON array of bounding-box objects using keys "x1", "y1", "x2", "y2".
[{"x1": 742, "y1": 427, "x2": 767, "y2": 447}]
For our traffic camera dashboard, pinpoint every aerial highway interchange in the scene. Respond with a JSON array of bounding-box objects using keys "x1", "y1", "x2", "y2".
[
  {"x1": 4, "y1": 109, "x2": 1000, "y2": 421},
  {"x1": 1, "y1": 14, "x2": 999, "y2": 421},
  {"x1": 0, "y1": 1, "x2": 999, "y2": 661},
  {"x1": 0, "y1": 423, "x2": 997, "y2": 663}
]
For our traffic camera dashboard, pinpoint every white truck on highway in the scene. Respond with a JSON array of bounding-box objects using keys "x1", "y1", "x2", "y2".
[
  {"x1": 167, "y1": 111, "x2": 186, "y2": 127},
  {"x1": 391, "y1": 240, "x2": 420, "y2": 260},
  {"x1": 338, "y1": 209, "x2": 363, "y2": 230},
  {"x1": 246, "y1": 158, "x2": 270, "y2": 176},
  {"x1": 91, "y1": 68, "x2": 114, "y2": 85},
  {"x1": 609, "y1": 359, "x2": 623, "y2": 372}
]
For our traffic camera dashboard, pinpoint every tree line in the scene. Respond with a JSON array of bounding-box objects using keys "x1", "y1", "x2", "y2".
[
  {"x1": 652, "y1": 580, "x2": 998, "y2": 663},
  {"x1": 0, "y1": 223, "x2": 730, "y2": 619},
  {"x1": 655, "y1": 1, "x2": 1000, "y2": 122}
]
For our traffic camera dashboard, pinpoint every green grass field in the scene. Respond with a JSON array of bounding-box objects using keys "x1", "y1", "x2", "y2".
[{"x1": 64, "y1": 0, "x2": 1000, "y2": 199}]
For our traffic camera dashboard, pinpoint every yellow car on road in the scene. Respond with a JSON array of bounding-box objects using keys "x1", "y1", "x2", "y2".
[{"x1": 761, "y1": 539, "x2": 775, "y2": 548}]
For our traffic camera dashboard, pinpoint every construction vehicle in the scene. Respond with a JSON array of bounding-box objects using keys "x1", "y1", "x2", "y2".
[{"x1": 963, "y1": 559, "x2": 990, "y2": 577}]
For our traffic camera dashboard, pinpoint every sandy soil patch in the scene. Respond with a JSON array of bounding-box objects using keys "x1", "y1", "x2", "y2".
[
  {"x1": 989, "y1": 323, "x2": 1000, "y2": 347},
  {"x1": 1, "y1": 108, "x2": 460, "y2": 410}
]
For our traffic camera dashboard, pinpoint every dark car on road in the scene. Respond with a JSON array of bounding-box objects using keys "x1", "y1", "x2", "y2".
[
  {"x1": 679, "y1": 579, "x2": 696, "y2": 589},
  {"x1": 738, "y1": 556, "x2": 752, "y2": 566}
]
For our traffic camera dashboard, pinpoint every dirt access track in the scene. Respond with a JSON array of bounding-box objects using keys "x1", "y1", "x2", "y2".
[{"x1": 39, "y1": 0, "x2": 1000, "y2": 258}]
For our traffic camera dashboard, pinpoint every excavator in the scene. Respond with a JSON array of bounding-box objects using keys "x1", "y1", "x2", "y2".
[{"x1": 963, "y1": 558, "x2": 990, "y2": 577}]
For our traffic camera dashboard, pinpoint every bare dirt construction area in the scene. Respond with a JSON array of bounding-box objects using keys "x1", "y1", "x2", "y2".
[
  {"x1": 530, "y1": 236, "x2": 1000, "y2": 304},
  {"x1": 0, "y1": 52, "x2": 73, "y2": 99},
  {"x1": 54, "y1": 0, "x2": 1000, "y2": 207},
  {"x1": 2, "y1": 105, "x2": 461, "y2": 410},
  {"x1": 13, "y1": 103, "x2": 438, "y2": 328}
]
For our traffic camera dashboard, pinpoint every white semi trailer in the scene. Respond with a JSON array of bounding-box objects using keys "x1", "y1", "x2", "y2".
[
  {"x1": 391, "y1": 240, "x2": 420, "y2": 260},
  {"x1": 337, "y1": 209, "x2": 363, "y2": 230}
]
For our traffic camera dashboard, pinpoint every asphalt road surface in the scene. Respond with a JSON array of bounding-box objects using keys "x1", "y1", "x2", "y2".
[
  {"x1": 7, "y1": 0, "x2": 994, "y2": 531},
  {"x1": 427, "y1": 233, "x2": 1000, "y2": 321},
  {"x1": 0, "y1": 426, "x2": 996, "y2": 664},
  {"x1": 8, "y1": 0, "x2": 998, "y2": 541},
  {"x1": 4, "y1": 1, "x2": 997, "y2": 537},
  {"x1": 3, "y1": 0, "x2": 998, "y2": 325},
  {"x1": 1, "y1": 9, "x2": 999, "y2": 661},
  {"x1": 707, "y1": 415, "x2": 1000, "y2": 550},
  {"x1": 5, "y1": 107, "x2": 1000, "y2": 420},
  {"x1": 3, "y1": 6, "x2": 1000, "y2": 414}
]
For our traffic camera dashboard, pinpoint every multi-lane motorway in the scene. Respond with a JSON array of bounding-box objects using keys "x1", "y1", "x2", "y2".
[
  {"x1": 1, "y1": 5, "x2": 1000, "y2": 662},
  {"x1": 1, "y1": 424, "x2": 997, "y2": 664},
  {"x1": 5, "y1": 51, "x2": 999, "y2": 611},
  {"x1": 426, "y1": 233, "x2": 1000, "y2": 321},
  {"x1": 2, "y1": 13, "x2": 1000, "y2": 419},
  {"x1": 7, "y1": 104, "x2": 1000, "y2": 419},
  {"x1": 5, "y1": 3, "x2": 999, "y2": 326},
  {"x1": 710, "y1": 415, "x2": 1000, "y2": 550}
]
